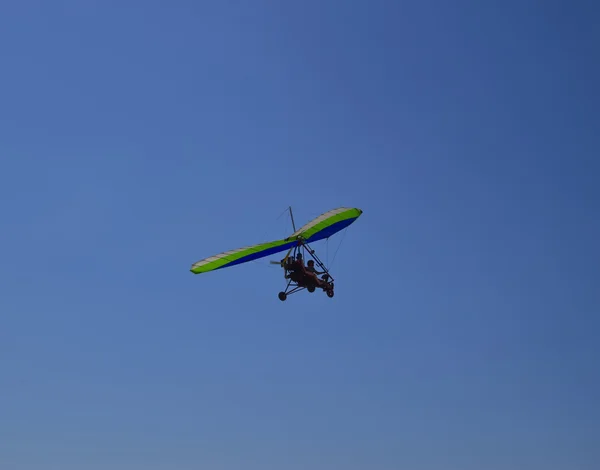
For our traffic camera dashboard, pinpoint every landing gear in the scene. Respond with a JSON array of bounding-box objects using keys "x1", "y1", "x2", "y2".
[{"x1": 278, "y1": 279, "x2": 334, "y2": 300}]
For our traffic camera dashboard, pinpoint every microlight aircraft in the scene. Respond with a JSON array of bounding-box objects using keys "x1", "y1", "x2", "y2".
[{"x1": 190, "y1": 207, "x2": 363, "y2": 301}]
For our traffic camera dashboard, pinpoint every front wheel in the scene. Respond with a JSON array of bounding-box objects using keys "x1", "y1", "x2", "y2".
[{"x1": 326, "y1": 289, "x2": 334, "y2": 298}]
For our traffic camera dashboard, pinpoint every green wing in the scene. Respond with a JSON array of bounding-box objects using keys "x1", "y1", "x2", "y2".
[{"x1": 190, "y1": 207, "x2": 363, "y2": 274}]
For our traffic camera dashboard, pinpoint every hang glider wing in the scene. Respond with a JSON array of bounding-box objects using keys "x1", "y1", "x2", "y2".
[{"x1": 190, "y1": 207, "x2": 362, "y2": 274}]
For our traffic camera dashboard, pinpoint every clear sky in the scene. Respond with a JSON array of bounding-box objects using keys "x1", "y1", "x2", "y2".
[{"x1": 1, "y1": 1, "x2": 599, "y2": 469}]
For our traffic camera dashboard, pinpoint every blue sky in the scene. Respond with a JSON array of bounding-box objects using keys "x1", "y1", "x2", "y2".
[{"x1": 1, "y1": 1, "x2": 599, "y2": 469}]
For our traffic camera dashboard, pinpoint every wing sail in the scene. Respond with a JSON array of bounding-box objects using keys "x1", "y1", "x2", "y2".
[
  {"x1": 287, "y1": 207, "x2": 362, "y2": 243},
  {"x1": 190, "y1": 238, "x2": 297, "y2": 274},
  {"x1": 190, "y1": 207, "x2": 362, "y2": 274}
]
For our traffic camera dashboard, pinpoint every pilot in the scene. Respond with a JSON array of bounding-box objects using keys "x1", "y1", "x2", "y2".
[
  {"x1": 304, "y1": 259, "x2": 326, "y2": 287},
  {"x1": 306, "y1": 259, "x2": 323, "y2": 275}
]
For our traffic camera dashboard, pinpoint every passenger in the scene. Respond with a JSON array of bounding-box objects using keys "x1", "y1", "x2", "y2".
[
  {"x1": 285, "y1": 253, "x2": 304, "y2": 282},
  {"x1": 294, "y1": 252, "x2": 304, "y2": 267}
]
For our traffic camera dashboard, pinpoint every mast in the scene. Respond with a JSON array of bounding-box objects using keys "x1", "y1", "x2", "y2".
[
  {"x1": 288, "y1": 206, "x2": 297, "y2": 233},
  {"x1": 289, "y1": 206, "x2": 301, "y2": 258}
]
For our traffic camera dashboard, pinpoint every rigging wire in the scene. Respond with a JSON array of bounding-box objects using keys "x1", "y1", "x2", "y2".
[{"x1": 329, "y1": 227, "x2": 348, "y2": 269}]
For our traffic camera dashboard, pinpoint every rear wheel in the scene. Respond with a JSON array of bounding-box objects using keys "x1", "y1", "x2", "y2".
[
  {"x1": 307, "y1": 285, "x2": 316, "y2": 293},
  {"x1": 326, "y1": 289, "x2": 334, "y2": 298},
  {"x1": 278, "y1": 292, "x2": 287, "y2": 301}
]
